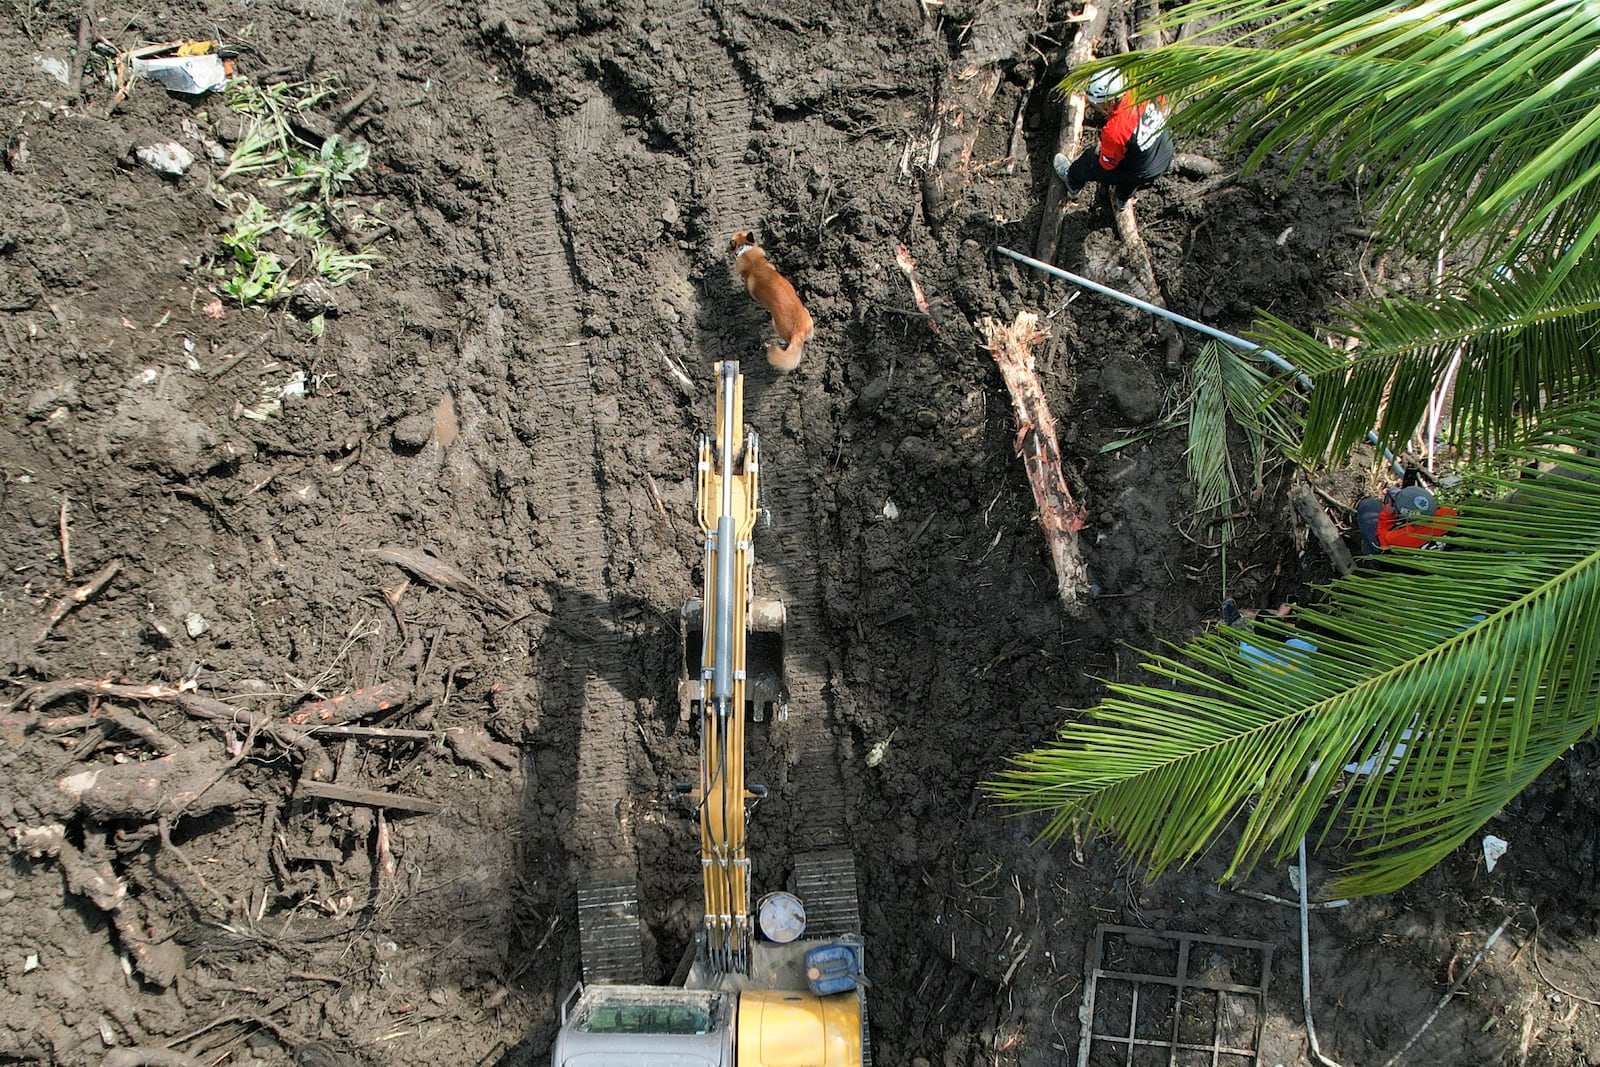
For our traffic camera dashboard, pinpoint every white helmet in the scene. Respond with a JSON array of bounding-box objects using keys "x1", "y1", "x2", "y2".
[{"x1": 1086, "y1": 68, "x2": 1126, "y2": 104}]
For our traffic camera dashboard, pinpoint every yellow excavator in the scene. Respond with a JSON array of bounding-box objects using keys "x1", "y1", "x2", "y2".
[{"x1": 550, "y1": 361, "x2": 869, "y2": 1066}]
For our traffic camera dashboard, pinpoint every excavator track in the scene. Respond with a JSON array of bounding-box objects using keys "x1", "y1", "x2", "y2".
[
  {"x1": 793, "y1": 850, "x2": 872, "y2": 1067},
  {"x1": 792, "y1": 849, "x2": 861, "y2": 938},
  {"x1": 486, "y1": 97, "x2": 651, "y2": 986}
]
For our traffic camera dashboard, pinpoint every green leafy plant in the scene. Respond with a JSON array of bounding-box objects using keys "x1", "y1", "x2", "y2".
[
  {"x1": 1184, "y1": 340, "x2": 1299, "y2": 523},
  {"x1": 267, "y1": 135, "x2": 372, "y2": 204},
  {"x1": 214, "y1": 78, "x2": 381, "y2": 307},
  {"x1": 311, "y1": 243, "x2": 381, "y2": 286}
]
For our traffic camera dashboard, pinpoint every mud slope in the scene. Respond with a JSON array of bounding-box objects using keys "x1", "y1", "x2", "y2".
[{"x1": 3, "y1": 0, "x2": 1600, "y2": 1065}]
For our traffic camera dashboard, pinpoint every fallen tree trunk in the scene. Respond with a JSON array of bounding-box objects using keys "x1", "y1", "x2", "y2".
[
  {"x1": 1111, "y1": 205, "x2": 1185, "y2": 369},
  {"x1": 920, "y1": 0, "x2": 1043, "y2": 228},
  {"x1": 1034, "y1": 3, "x2": 1107, "y2": 262},
  {"x1": 56, "y1": 742, "x2": 254, "y2": 821},
  {"x1": 980, "y1": 312, "x2": 1092, "y2": 614},
  {"x1": 1290, "y1": 480, "x2": 1355, "y2": 575}
]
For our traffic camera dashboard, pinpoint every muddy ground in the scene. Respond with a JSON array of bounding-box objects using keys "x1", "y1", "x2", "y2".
[{"x1": 3, "y1": 0, "x2": 1600, "y2": 1064}]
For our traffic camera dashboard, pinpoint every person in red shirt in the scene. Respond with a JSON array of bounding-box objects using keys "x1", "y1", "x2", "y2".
[
  {"x1": 1052, "y1": 68, "x2": 1175, "y2": 211},
  {"x1": 1355, "y1": 478, "x2": 1458, "y2": 556}
]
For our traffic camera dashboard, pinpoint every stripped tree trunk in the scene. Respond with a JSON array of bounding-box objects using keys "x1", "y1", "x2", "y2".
[
  {"x1": 981, "y1": 312, "x2": 1092, "y2": 613},
  {"x1": 1034, "y1": 3, "x2": 1107, "y2": 262},
  {"x1": 1112, "y1": 204, "x2": 1185, "y2": 369},
  {"x1": 1290, "y1": 481, "x2": 1356, "y2": 575}
]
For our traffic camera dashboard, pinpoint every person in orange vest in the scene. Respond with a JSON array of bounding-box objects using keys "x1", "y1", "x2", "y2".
[
  {"x1": 1355, "y1": 471, "x2": 1458, "y2": 556},
  {"x1": 1052, "y1": 68, "x2": 1174, "y2": 212}
]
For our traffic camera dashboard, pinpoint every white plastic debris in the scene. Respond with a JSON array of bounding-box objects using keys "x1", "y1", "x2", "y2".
[
  {"x1": 241, "y1": 371, "x2": 308, "y2": 421},
  {"x1": 864, "y1": 728, "x2": 898, "y2": 768},
  {"x1": 35, "y1": 55, "x2": 70, "y2": 85},
  {"x1": 1482, "y1": 835, "x2": 1508, "y2": 872},
  {"x1": 135, "y1": 141, "x2": 195, "y2": 177},
  {"x1": 1344, "y1": 717, "x2": 1419, "y2": 776},
  {"x1": 131, "y1": 54, "x2": 227, "y2": 94},
  {"x1": 24, "y1": 953, "x2": 39, "y2": 973},
  {"x1": 881, "y1": 499, "x2": 900, "y2": 521}
]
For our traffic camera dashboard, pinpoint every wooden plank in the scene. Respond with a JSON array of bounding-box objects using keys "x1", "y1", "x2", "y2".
[{"x1": 296, "y1": 779, "x2": 442, "y2": 814}]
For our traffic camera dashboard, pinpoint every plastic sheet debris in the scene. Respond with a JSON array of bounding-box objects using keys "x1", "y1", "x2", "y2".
[
  {"x1": 118, "y1": 40, "x2": 231, "y2": 97},
  {"x1": 35, "y1": 54, "x2": 70, "y2": 85},
  {"x1": 132, "y1": 54, "x2": 227, "y2": 94},
  {"x1": 1482, "y1": 835, "x2": 1507, "y2": 872}
]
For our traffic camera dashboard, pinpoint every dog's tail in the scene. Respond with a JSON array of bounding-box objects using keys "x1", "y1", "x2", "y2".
[{"x1": 767, "y1": 333, "x2": 806, "y2": 371}]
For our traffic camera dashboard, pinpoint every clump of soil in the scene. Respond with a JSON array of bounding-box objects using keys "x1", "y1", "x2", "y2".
[{"x1": 2, "y1": 1, "x2": 1598, "y2": 1065}]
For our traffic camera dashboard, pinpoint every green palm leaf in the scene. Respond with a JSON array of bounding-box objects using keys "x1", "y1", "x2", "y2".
[
  {"x1": 990, "y1": 407, "x2": 1600, "y2": 895},
  {"x1": 1248, "y1": 254, "x2": 1600, "y2": 460},
  {"x1": 1185, "y1": 341, "x2": 1301, "y2": 529}
]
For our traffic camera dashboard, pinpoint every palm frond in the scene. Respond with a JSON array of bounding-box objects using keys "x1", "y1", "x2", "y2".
[
  {"x1": 1245, "y1": 254, "x2": 1600, "y2": 461},
  {"x1": 1065, "y1": 0, "x2": 1600, "y2": 266},
  {"x1": 1186, "y1": 341, "x2": 1301, "y2": 515},
  {"x1": 990, "y1": 406, "x2": 1600, "y2": 895}
]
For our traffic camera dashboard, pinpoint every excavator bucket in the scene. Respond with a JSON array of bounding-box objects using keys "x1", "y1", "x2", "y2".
[{"x1": 678, "y1": 595, "x2": 788, "y2": 722}]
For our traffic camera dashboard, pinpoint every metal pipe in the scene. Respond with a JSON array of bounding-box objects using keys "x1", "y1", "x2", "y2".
[
  {"x1": 994, "y1": 245, "x2": 1404, "y2": 474},
  {"x1": 995, "y1": 245, "x2": 1312, "y2": 386},
  {"x1": 1299, "y1": 838, "x2": 1346, "y2": 1067},
  {"x1": 712, "y1": 362, "x2": 738, "y2": 706}
]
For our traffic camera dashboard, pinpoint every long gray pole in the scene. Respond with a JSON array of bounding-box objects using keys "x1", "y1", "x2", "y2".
[
  {"x1": 995, "y1": 245, "x2": 1313, "y2": 387},
  {"x1": 994, "y1": 245, "x2": 1404, "y2": 474}
]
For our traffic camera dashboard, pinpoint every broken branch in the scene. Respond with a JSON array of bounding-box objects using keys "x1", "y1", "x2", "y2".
[
  {"x1": 1290, "y1": 481, "x2": 1355, "y2": 575},
  {"x1": 283, "y1": 682, "x2": 410, "y2": 726},
  {"x1": 36, "y1": 559, "x2": 120, "y2": 645},
  {"x1": 296, "y1": 779, "x2": 441, "y2": 814},
  {"x1": 366, "y1": 545, "x2": 517, "y2": 616},
  {"x1": 1035, "y1": 4, "x2": 1106, "y2": 262},
  {"x1": 980, "y1": 312, "x2": 1092, "y2": 613}
]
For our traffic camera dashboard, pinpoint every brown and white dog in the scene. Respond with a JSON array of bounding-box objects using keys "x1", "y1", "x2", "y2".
[{"x1": 729, "y1": 231, "x2": 813, "y2": 371}]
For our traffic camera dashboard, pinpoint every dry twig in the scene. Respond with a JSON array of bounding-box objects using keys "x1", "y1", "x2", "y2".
[
  {"x1": 36, "y1": 559, "x2": 120, "y2": 644},
  {"x1": 58, "y1": 493, "x2": 73, "y2": 580}
]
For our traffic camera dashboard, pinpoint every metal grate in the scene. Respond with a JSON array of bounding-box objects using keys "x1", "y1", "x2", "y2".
[
  {"x1": 1078, "y1": 924, "x2": 1273, "y2": 1067},
  {"x1": 576, "y1": 880, "x2": 646, "y2": 985}
]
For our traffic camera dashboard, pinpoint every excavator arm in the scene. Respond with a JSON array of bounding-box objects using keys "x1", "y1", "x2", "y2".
[{"x1": 694, "y1": 359, "x2": 761, "y2": 975}]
